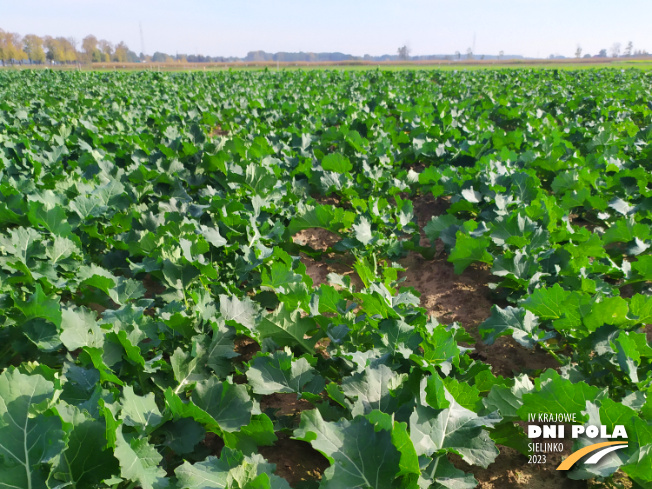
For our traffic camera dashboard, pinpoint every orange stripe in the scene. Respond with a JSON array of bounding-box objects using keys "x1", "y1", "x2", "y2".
[{"x1": 557, "y1": 442, "x2": 628, "y2": 470}]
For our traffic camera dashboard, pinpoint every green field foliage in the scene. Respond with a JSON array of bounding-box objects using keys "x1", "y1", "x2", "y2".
[{"x1": 0, "y1": 68, "x2": 651, "y2": 488}]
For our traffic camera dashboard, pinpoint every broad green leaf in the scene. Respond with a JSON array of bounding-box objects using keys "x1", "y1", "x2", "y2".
[
  {"x1": 479, "y1": 305, "x2": 553, "y2": 349},
  {"x1": 200, "y1": 224, "x2": 228, "y2": 248},
  {"x1": 321, "y1": 153, "x2": 352, "y2": 173},
  {"x1": 175, "y1": 454, "x2": 231, "y2": 488},
  {"x1": 424, "y1": 214, "x2": 461, "y2": 248},
  {"x1": 13, "y1": 283, "x2": 62, "y2": 328},
  {"x1": 51, "y1": 408, "x2": 119, "y2": 488},
  {"x1": 171, "y1": 347, "x2": 210, "y2": 392},
  {"x1": 295, "y1": 410, "x2": 402, "y2": 489},
  {"x1": 483, "y1": 374, "x2": 533, "y2": 419},
  {"x1": 315, "y1": 284, "x2": 346, "y2": 315},
  {"x1": 191, "y1": 378, "x2": 252, "y2": 432},
  {"x1": 418, "y1": 454, "x2": 477, "y2": 489},
  {"x1": 219, "y1": 294, "x2": 260, "y2": 332},
  {"x1": 46, "y1": 235, "x2": 78, "y2": 264},
  {"x1": 206, "y1": 322, "x2": 238, "y2": 378},
  {"x1": 517, "y1": 370, "x2": 600, "y2": 421},
  {"x1": 341, "y1": 363, "x2": 407, "y2": 417},
  {"x1": 522, "y1": 283, "x2": 572, "y2": 320},
  {"x1": 409, "y1": 399, "x2": 500, "y2": 468},
  {"x1": 623, "y1": 443, "x2": 652, "y2": 486},
  {"x1": 159, "y1": 419, "x2": 206, "y2": 455},
  {"x1": 376, "y1": 318, "x2": 422, "y2": 360},
  {"x1": 287, "y1": 205, "x2": 355, "y2": 236},
  {"x1": 0, "y1": 369, "x2": 64, "y2": 489},
  {"x1": 352, "y1": 216, "x2": 374, "y2": 245},
  {"x1": 0, "y1": 226, "x2": 43, "y2": 265},
  {"x1": 246, "y1": 348, "x2": 323, "y2": 395},
  {"x1": 165, "y1": 389, "x2": 222, "y2": 434},
  {"x1": 415, "y1": 325, "x2": 460, "y2": 374},
  {"x1": 448, "y1": 232, "x2": 493, "y2": 274},
  {"x1": 27, "y1": 202, "x2": 74, "y2": 237},
  {"x1": 120, "y1": 385, "x2": 165, "y2": 434},
  {"x1": 488, "y1": 421, "x2": 530, "y2": 457},
  {"x1": 175, "y1": 447, "x2": 290, "y2": 489},
  {"x1": 108, "y1": 276, "x2": 146, "y2": 305},
  {"x1": 114, "y1": 430, "x2": 169, "y2": 489},
  {"x1": 23, "y1": 319, "x2": 61, "y2": 351},
  {"x1": 629, "y1": 293, "x2": 652, "y2": 325},
  {"x1": 60, "y1": 306, "x2": 104, "y2": 350},
  {"x1": 583, "y1": 296, "x2": 630, "y2": 331},
  {"x1": 443, "y1": 377, "x2": 482, "y2": 413},
  {"x1": 260, "y1": 260, "x2": 302, "y2": 291},
  {"x1": 78, "y1": 263, "x2": 117, "y2": 295},
  {"x1": 257, "y1": 305, "x2": 321, "y2": 353},
  {"x1": 221, "y1": 414, "x2": 277, "y2": 454},
  {"x1": 82, "y1": 346, "x2": 125, "y2": 386}
]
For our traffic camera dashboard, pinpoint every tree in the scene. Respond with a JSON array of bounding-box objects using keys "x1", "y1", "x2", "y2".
[
  {"x1": 0, "y1": 30, "x2": 27, "y2": 64},
  {"x1": 575, "y1": 45, "x2": 582, "y2": 58},
  {"x1": 610, "y1": 42, "x2": 621, "y2": 58},
  {"x1": 23, "y1": 34, "x2": 45, "y2": 63},
  {"x1": 82, "y1": 35, "x2": 101, "y2": 63},
  {"x1": 598, "y1": 48, "x2": 607, "y2": 58},
  {"x1": 625, "y1": 41, "x2": 633, "y2": 57},
  {"x1": 44, "y1": 36, "x2": 77, "y2": 63},
  {"x1": 455, "y1": 50, "x2": 461, "y2": 60},
  {"x1": 113, "y1": 41, "x2": 129, "y2": 62},
  {"x1": 64, "y1": 37, "x2": 78, "y2": 62},
  {"x1": 466, "y1": 47, "x2": 473, "y2": 60},
  {"x1": 43, "y1": 36, "x2": 54, "y2": 62},
  {"x1": 152, "y1": 51, "x2": 171, "y2": 62},
  {"x1": 397, "y1": 45, "x2": 410, "y2": 61},
  {"x1": 98, "y1": 39, "x2": 112, "y2": 62},
  {"x1": 126, "y1": 49, "x2": 139, "y2": 63},
  {"x1": 498, "y1": 50, "x2": 504, "y2": 59}
]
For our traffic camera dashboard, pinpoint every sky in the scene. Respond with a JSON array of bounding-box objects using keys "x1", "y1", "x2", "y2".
[{"x1": 2, "y1": 0, "x2": 651, "y2": 59}]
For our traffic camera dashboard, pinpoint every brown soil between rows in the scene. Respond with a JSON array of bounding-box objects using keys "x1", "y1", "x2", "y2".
[
  {"x1": 405, "y1": 192, "x2": 559, "y2": 377},
  {"x1": 412, "y1": 193, "x2": 450, "y2": 247},
  {"x1": 294, "y1": 224, "x2": 558, "y2": 377},
  {"x1": 398, "y1": 251, "x2": 560, "y2": 377},
  {"x1": 452, "y1": 446, "x2": 584, "y2": 489},
  {"x1": 293, "y1": 228, "x2": 363, "y2": 290},
  {"x1": 261, "y1": 392, "x2": 315, "y2": 418},
  {"x1": 260, "y1": 393, "x2": 329, "y2": 487},
  {"x1": 286, "y1": 198, "x2": 578, "y2": 489},
  {"x1": 259, "y1": 433, "x2": 329, "y2": 487}
]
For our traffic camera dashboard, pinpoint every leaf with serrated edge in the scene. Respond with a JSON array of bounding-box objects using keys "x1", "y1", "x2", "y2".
[
  {"x1": 294, "y1": 410, "x2": 402, "y2": 489},
  {"x1": 0, "y1": 369, "x2": 64, "y2": 489}
]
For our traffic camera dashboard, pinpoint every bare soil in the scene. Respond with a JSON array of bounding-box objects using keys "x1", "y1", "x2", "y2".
[
  {"x1": 293, "y1": 228, "x2": 362, "y2": 289},
  {"x1": 259, "y1": 393, "x2": 329, "y2": 487},
  {"x1": 293, "y1": 228, "x2": 340, "y2": 253},
  {"x1": 260, "y1": 434, "x2": 329, "y2": 487},
  {"x1": 261, "y1": 392, "x2": 315, "y2": 418},
  {"x1": 279, "y1": 195, "x2": 630, "y2": 488},
  {"x1": 452, "y1": 446, "x2": 584, "y2": 489},
  {"x1": 398, "y1": 248, "x2": 559, "y2": 378}
]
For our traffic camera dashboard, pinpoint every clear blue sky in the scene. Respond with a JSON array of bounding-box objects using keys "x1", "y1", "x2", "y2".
[{"x1": 3, "y1": 0, "x2": 651, "y2": 58}]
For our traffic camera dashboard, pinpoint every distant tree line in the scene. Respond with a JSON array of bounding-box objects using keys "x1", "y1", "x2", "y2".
[
  {"x1": 244, "y1": 51, "x2": 361, "y2": 62},
  {"x1": 570, "y1": 41, "x2": 649, "y2": 60},
  {"x1": 0, "y1": 28, "x2": 141, "y2": 65},
  {"x1": 0, "y1": 27, "x2": 243, "y2": 65},
  {"x1": 6, "y1": 26, "x2": 647, "y2": 66},
  {"x1": 244, "y1": 50, "x2": 524, "y2": 63}
]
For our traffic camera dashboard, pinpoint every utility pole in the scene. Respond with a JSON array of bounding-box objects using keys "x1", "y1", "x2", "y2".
[{"x1": 139, "y1": 22, "x2": 146, "y2": 58}]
